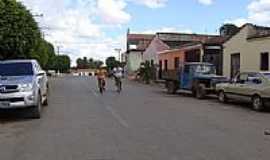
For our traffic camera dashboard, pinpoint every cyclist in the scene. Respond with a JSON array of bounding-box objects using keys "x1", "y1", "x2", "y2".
[
  {"x1": 113, "y1": 66, "x2": 123, "y2": 92},
  {"x1": 96, "y1": 68, "x2": 106, "y2": 93}
]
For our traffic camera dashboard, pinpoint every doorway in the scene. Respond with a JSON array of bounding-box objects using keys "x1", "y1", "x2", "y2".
[{"x1": 231, "y1": 53, "x2": 240, "y2": 78}]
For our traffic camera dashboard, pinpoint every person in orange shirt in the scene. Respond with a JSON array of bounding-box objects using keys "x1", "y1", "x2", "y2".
[{"x1": 96, "y1": 68, "x2": 106, "y2": 93}]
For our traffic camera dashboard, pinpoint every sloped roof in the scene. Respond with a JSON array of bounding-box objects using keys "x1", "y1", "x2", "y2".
[
  {"x1": 247, "y1": 24, "x2": 270, "y2": 39},
  {"x1": 127, "y1": 34, "x2": 154, "y2": 40},
  {"x1": 202, "y1": 36, "x2": 228, "y2": 45},
  {"x1": 127, "y1": 34, "x2": 155, "y2": 51},
  {"x1": 156, "y1": 32, "x2": 220, "y2": 49}
]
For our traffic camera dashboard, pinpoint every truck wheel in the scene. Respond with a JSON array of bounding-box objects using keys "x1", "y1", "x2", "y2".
[
  {"x1": 196, "y1": 84, "x2": 206, "y2": 99},
  {"x1": 218, "y1": 91, "x2": 227, "y2": 103},
  {"x1": 30, "y1": 94, "x2": 42, "y2": 119},
  {"x1": 252, "y1": 95, "x2": 264, "y2": 111},
  {"x1": 167, "y1": 81, "x2": 176, "y2": 94}
]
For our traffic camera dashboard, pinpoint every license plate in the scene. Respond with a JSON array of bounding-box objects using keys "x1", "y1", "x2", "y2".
[{"x1": 0, "y1": 101, "x2": 10, "y2": 108}]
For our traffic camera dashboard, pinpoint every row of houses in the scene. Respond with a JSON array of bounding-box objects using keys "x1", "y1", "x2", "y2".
[{"x1": 124, "y1": 23, "x2": 270, "y2": 79}]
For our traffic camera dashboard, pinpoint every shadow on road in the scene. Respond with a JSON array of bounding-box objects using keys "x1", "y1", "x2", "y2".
[{"x1": 0, "y1": 109, "x2": 33, "y2": 124}]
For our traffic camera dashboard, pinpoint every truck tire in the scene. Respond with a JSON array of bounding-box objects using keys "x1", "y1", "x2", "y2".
[
  {"x1": 195, "y1": 84, "x2": 206, "y2": 99},
  {"x1": 218, "y1": 90, "x2": 227, "y2": 103},
  {"x1": 30, "y1": 94, "x2": 42, "y2": 119},
  {"x1": 252, "y1": 95, "x2": 264, "y2": 112},
  {"x1": 167, "y1": 81, "x2": 177, "y2": 94}
]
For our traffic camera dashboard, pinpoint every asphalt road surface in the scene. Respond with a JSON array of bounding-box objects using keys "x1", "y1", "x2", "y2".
[{"x1": 1, "y1": 76, "x2": 270, "y2": 160}]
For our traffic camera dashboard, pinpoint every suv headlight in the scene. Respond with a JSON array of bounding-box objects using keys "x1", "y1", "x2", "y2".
[{"x1": 19, "y1": 83, "x2": 33, "y2": 92}]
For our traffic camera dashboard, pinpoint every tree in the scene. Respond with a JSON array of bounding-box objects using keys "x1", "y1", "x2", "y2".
[
  {"x1": 0, "y1": 0, "x2": 41, "y2": 59},
  {"x1": 94, "y1": 60, "x2": 104, "y2": 69},
  {"x1": 76, "y1": 57, "x2": 104, "y2": 69},
  {"x1": 220, "y1": 24, "x2": 240, "y2": 37},
  {"x1": 54, "y1": 55, "x2": 71, "y2": 73},
  {"x1": 106, "y1": 56, "x2": 120, "y2": 70},
  {"x1": 45, "y1": 42, "x2": 57, "y2": 70}
]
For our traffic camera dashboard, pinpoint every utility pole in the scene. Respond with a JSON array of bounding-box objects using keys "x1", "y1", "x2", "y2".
[{"x1": 114, "y1": 48, "x2": 122, "y2": 62}]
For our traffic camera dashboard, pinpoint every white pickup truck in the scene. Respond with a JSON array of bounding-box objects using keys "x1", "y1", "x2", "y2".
[{"x1": 0, "y1": 60, "x2": 49, "y2": 118}]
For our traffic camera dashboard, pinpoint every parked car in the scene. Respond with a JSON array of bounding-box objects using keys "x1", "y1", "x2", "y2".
[
  {"x1": 216, "y1": 71, "x2": 270, "y2": 111},
  {"x1": 0, "y1": 60, "x2": 49, "y2": 118},
  {"x1": 163, "y1": 62, "x2": 228, "y2": 99}
]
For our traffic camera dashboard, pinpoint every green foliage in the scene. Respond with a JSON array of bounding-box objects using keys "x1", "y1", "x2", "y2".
[
  {"x1": 0, "y1": 0, "x2": 71, "y2": 72},
  {"x1": 220, "y1": 24, "x2": 240, "y2": 36},
  {"x1": 0, "y1": 0, "x2": 41, "y2": 59},
  {"x1": 76, "y1": 57, "x2": 104, "y2": 69},
  {"x1": 105, "y1": 56, "x2": 120, "y2": 70},
  {"x1": 54, "y1": 55, "x2": 71, "y2": 73}
]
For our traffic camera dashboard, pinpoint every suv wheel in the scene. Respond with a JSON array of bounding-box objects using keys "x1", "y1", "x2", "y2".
[
  {"x1": 218, "y1": 91, "x2": 227, "y2": 103},
  {"x1": 30, "y1": 94, "x2": 42, "y2": 119},
  {"x1": 43, "y1": 96, "x2": 48, "y2": 106},
  {"x1": 252, "y1": 95, "x2": 264, "y2": 111},
  {"x1": 43, "y1": 85, "x2": 49, "y2": 106}
]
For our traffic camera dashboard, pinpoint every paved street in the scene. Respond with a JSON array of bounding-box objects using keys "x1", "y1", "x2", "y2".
[{"x1": 1, "y1": 76, "x2": 270, "y2": 160}]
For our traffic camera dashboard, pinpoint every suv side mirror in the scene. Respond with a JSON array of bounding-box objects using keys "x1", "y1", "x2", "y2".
[{"x1": 37, "y1": 70, "x2": 46, "y2": 76}]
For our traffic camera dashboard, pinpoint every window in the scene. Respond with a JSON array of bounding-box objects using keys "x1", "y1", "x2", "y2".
[
  {"x1": 159, "y1": 60, "x2": 162, "y2": 69},
  {"x1": 164, "y1": 60, "x2": 168, "y2": 71},
  {"x1": 150, "y1": 60, "x2": 154, "y2": 67},
  {"x1": 0, "y1": 63, "x2": 34, "y2": 76},
  {"x1": 174, "y1": 57, "x2": 180, "y2": 69},
  {"x1": 239, "y1": 73, "x2": 248, "y2": 83},
  {"x1": 260, "y1": 52, "x2": 269, "y2": 71}
]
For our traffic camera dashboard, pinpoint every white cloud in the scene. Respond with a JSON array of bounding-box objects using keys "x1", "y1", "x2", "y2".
[
  {"x1": 97, "y1": 0, "x2": 131, "y2": 24},
  {"x1": 226, "y1": 0, "x2": 270, "y2": 27},
  {"x1": 198, "y1": 0, "x2": 213, "y2": 6},
  {"x1": 19, "y1": 0, "x2": 168, "y2": 66},
  {"x1": 130, "y1": 0, "x2": 168, "y2": 8}
]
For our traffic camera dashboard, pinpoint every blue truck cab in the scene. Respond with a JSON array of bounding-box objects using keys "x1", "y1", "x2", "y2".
[{"x1": 164, "y1": 62, "x2": 228, "y2": 99}]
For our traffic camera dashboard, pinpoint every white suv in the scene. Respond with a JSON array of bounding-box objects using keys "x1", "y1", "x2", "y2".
[{"x1": 0, "y1": 60, "x2": 49, "y2": 118}]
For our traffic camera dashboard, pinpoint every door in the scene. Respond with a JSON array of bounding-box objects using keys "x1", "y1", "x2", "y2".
[
  {"x1": 231, "y1": 53, "x2": 240, "y2": 78},
  {"x1": 180, "y1": 65, "x2": 192, "y2": 89},
  {"x1": 243, "y1": 73, "x2": 263, "y2": 97},
  {"x1": 158, "y1": 60, "x2": 162, "y2": 79},
  {"x1": 227, "y1": 73, "x2": 249, "y2": 101}
]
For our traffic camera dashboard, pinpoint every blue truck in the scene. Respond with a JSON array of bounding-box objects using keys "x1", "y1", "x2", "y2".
[{"x1": 163, "y1": 62, "x2": 228, "y2": 99}]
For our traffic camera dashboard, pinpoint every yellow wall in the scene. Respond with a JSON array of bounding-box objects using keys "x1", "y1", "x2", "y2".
[{"x1": 223, "y1": 25, "x2": 270, "y2": 77}]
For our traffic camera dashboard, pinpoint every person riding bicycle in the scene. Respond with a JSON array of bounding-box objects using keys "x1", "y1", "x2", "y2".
[
  {"x1": 96, "y1": 68, "x2": 106, "y2": 93},
  {"x1": 113, "y1": 66, "x2": 123, "y2": 91}
]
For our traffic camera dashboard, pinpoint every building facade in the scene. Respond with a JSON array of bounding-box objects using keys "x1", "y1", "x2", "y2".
[
  {"x1": 126, "y1": 33, "x2": 154, "y2": 73},
  {"x1": 143, "y1": 33, "x2": 221, "y2": 66},
  {"x1": 223, "y1": 24, "x2": 270, "y2": 78},
  {"x1": 158, "y1": 36, "x2": 225, "y2": 77}
]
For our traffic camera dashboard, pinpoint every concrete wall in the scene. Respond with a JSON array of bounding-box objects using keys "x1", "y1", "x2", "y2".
[
  {"x1": 158, "y1": 50, "x2": 185, "y2": 70},
  {"x1": 143, "y1": 36, "x2": 170, "y2": 65},
  {"x1": 127, "y1": 51, "x2": 143, "y2": 73},
  {"x1": 223, "y1": 25, "x2": 270, "y2": 77}
]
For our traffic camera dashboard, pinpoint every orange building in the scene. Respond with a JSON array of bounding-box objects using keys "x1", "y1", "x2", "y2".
[{"x1": 158, "y1": 36, "x2": 226, "y2": 79}]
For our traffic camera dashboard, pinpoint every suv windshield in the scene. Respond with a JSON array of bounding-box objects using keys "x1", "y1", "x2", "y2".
[
  {"x1": 0, "y1": 63, "x2": 34, "y2": 76},
  {"x1": 194, "y1": 65, "x2": 216, "y2": 74}
]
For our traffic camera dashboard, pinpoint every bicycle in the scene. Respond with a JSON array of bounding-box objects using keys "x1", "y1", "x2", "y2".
[
  {"x1": 115, "y1": 77, "x2": 122, "y2": 93},
  {"x1": 98, "y1": 78, "x2": 106, "y2": 94}
]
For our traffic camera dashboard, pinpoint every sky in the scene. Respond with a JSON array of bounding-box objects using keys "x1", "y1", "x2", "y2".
[{"x1": 19, "y1": 0, "x2": 270, "y2": 66}]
